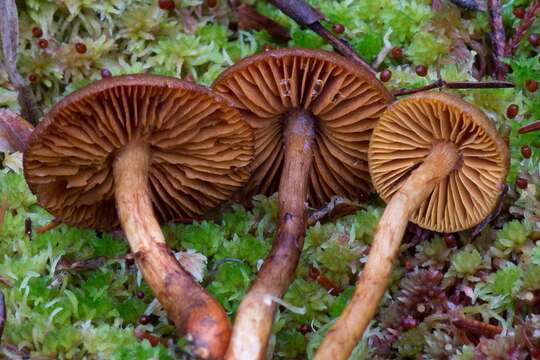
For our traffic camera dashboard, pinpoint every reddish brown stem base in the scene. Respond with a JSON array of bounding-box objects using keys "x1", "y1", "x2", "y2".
[
  {"x1": 225, "y1": 109, "x2": 315, "y2": 360},
  {"x1": 0, "y1": 288, "x2": 5, "y2": 342},
  {"x1": 314, "y1": 142, "x2": 459, "y2": 360},
  {"x1": 114, "y1": 142, "x2": 230, "y2": 360}
]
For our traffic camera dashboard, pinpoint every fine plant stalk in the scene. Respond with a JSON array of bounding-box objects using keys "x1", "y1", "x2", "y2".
[
  {"x1": 314, "y1": 142, "x2": 459, "y2": 360},
  {"x1": 114, "y1": 142, "x2": 231, "y2": 360},
  {"x1": 225, "y1": 109, "x2": 315, "y2": 360}
]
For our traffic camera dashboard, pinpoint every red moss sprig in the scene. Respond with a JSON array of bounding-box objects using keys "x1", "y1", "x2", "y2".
[{"x1": 505, "y1": 1, "x2": 540, "y2": 56}]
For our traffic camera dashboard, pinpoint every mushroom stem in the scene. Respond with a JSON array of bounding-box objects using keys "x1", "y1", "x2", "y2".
[
  {"x1": 226, "y1": 109, "x2": 315, "y2": 360},
  {"x1": 314, "y1": 141, "x2": 459, "y2": 360},
  {"x1": 113, "y1": 142, "x2": 231, "y2": 360}
]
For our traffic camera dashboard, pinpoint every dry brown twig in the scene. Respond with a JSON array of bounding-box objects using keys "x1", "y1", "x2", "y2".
[{"x1": 519, "y1": 120, "x2": 540, "y2": 134}]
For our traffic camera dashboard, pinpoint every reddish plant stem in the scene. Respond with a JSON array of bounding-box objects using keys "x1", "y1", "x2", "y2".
[
  {"x1": 519, "y1": 120, "x2": 540, "y2": 134},
  {"x1": 134, "y1": 329, "x2": 170, "y2": 347},
  {"x1": 453, "y1": 315, "x2": 502, "y2": 338},
  {"x1": 393, "y1": 80, "x2": 514, "y2": 97},
  {"x1": 505, "y1": 1, "x2": 540, "y2": 56},
  {"x1": 35, "y1": 218, "x2": 62, "y2": 233},
  {"x1": 487, "y1": 0, "x2": 507, "y2": 80},
  {"x1": 308, "y1": 267, "x2": 341, "y2": 295}
]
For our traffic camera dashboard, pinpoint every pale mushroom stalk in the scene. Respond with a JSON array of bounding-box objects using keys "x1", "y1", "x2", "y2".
[
  {"x1": 227, "y1": 109, "x2": 315, "y2": 359},
  {"x1": 114, "y1": 141, "x2": 229, "y2": 360},
  {"x1": 314, "y1": 92, "x2": 509, "y2": 360},
  {"x1": 314, "y1": 142, "x2": 459, "y2": 360},
  {"x1": 213, "y1": 48, "x2": 392, "y2": 360}
]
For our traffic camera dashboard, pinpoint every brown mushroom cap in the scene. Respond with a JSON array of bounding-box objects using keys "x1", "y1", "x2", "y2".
[
  {"x1": 369, "y1": 92, "x2": 509, "y2": 232},
  {"x1": 24, "y1": 74, "x2": 253, "y2": 230},
  {"x1": 213, "y1": 48, "x2": 393, "y2": 206}
]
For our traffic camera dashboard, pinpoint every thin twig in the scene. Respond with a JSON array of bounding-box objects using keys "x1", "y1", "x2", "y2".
[
  {"x1": 268, "y1": 0, "x2": 374, "y2": 72},
  {"x1": 0, "y1": 0, "x2": 42, "y2": 125},
  {"x1": 487, "y1": 0, "x2": 507, "y2": 80},
  {"x1": 392, "y1": 79, "x2": 514, "y2": 97},
  {"x1": 308, "y1": 267, "x2": 341, "y2": 295},
  {"x1": 452, "y1": 314, "x2": 502, "y2": 338},
  {"x1": 35, "y1": 218, "x2": 62, "y2": 233},
  {"x1": 518, "y1": 120, "x2": 540, "y2": 134},
  {"x1": 307, "y1": 196, "x2": 362, "y2": 226},
  {"x1": 505, "y1": 1, "x2": 540, "y2": 56}
]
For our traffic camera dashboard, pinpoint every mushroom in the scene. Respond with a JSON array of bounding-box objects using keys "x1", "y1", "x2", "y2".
[
  {"x1": 213, "y1": 48, "x2": 392, "y2": 359},
  {"x1": 23, "y1": 74, "x2": 254, "y2": 359},
  {"x1": 314, "y1": 92, "x2": 509, "y2": 360}
]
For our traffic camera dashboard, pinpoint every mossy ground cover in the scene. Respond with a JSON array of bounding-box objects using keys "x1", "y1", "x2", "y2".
[{"x1": 0, "y1": 0, "x2": 539, "y2": 358}]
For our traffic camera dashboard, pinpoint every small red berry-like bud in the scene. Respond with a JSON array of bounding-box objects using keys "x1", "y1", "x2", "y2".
[
  {"x1": 207, "y1": 0, "x2": 218, "y2": 8},
  {"x1": 139, "y1": 315, "x2": 151, "y2": 325},
  {"x1": 516, "y1": 177, "x2": 528, "y2": 189},
  {"x1": 379, "y1": 69, "x2": 392, "y2": 82},
  {"x1": 299, "y1": 324, "x2": 311, "y2": 334},
  {"x1": 402, "y1": 316, "x2": 418, "y2": 329},
  {"x1": 390, "y1": 47, "x2": 403, "y2": 60},
  {"x1": 404, "y1": 260, "x2": 414, "y2": 270},
  {"x1": 136, "y1": 291, "x2": 145, "y2": 299},
  {"x1": 529, "y1": 34, "x2": 540, "y2": 47},
  {"x1": 308, "y1": 267, "x2": 320, "y2": 280},
  {"x1": 75, "y1": 42, "x2": 87, "y2": 54},
  {"x1": 32, "y1": 27, "x2": 43, "y2": 38},
  {"x1": 415, "y1": 64, "x2": 428, "y2": 77},
  {"x1": 506, "y1": 104, "x2": 519, "y2": 119},
  {"x1": 262, "y1": 44, "x2": 274, "y2": 52},
  {"x1": 28, "y1": 74, "x2": 38, "y2": 83},
  {"x1": 357, "y1": 190, "x2": 368, "y2": 203},
  {"x1": 158, "y1": 0, "x2": 175, "y2": 10},
  {"x1": 443, "y1": 233, "x2": 457, "y2": 247},
  {"x1": 521, "y1": 145, "x2": 532, "y2": 159},
  {"x1": 37, "y1": 39, "x2": 48, "y2": 49},
  {"x1": 526, "y1": 79, "x2": 538, "y2": 92},
  {"x1": 513, "y1": 7, "x2": 526, "y2": 19},
  {"x1": 101, "y1": 68, "x2": 112, "y2": 78},
  {"x1": 331, "y1": 23, "x2": 345, "y2": 35}
]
